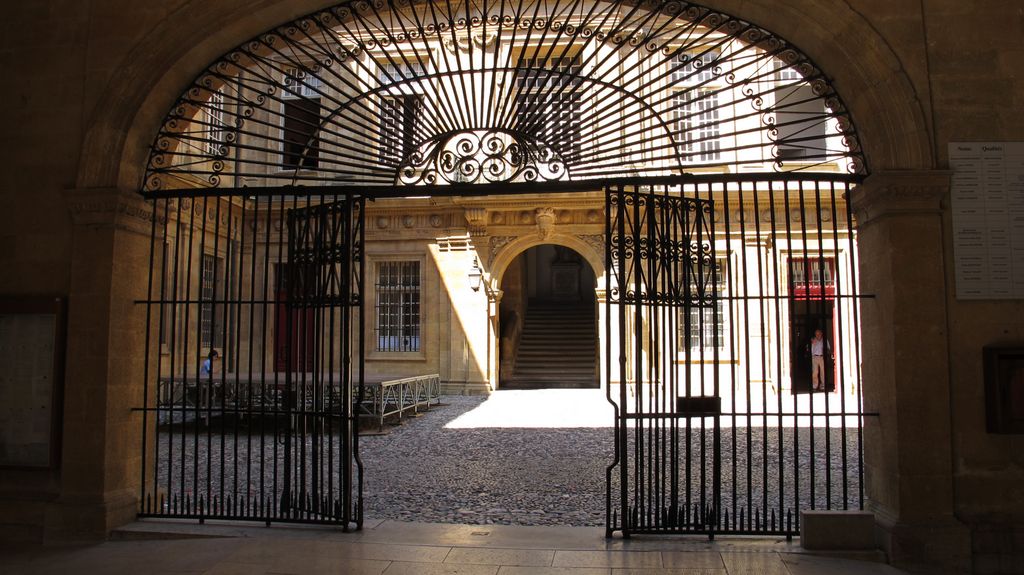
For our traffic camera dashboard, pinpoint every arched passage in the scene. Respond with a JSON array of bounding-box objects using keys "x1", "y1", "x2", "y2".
[
  {"x1": 64, "y1": 0, "x2": 937, "y2": 540},
  {"x1": 496, "y1": 243, "x2": 599, "y2": 390}
]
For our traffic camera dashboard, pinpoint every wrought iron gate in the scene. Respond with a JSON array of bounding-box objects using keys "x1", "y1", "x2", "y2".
[
  {"x1": 606, "y1": 176, "x2": 864, "y2": 538},
  {"x1": 134, "y1": 0, "x2": 870, "y2": 537},
  {"x1": 138, "y1": 193, "x2": 364, "y2": 528}
]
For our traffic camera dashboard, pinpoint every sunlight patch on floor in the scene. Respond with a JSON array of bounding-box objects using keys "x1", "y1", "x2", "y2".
[
  {"x1": 444, "y1": 387, "x2": 862, "y2": 429},
  {"x1": 445, "y1": 389, "x2": 614, "y2": 429}
]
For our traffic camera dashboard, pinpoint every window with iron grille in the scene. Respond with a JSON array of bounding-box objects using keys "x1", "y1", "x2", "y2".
[
  {"x1": 680, "y1": 258, "x2": 728, "y2": 353},
  {"x1": 281, "y1": 67, "x2": 322, "y2": 168},
  {"x1": 200, "y1": 253, "x2": 223, "y2": 350},
  {"x1": 375, "y1": 261, "x2": 421, "y2": 352},
  {"x1": 515, "y1": 56, "x2": 582, "y2": 162}
]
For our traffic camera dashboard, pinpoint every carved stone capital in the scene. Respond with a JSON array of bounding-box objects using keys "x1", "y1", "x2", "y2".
[
  {"x1": 850, "y1": 170, "x2": 951, "y2": 227},
  {"x1": 63, "y1": 187, "x2": 158, "y2": 237},
  {"x1": 465, "y1": 207, "x2": 487, "y2": 237}
]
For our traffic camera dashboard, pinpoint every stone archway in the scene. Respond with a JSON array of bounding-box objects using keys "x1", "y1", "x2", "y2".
[
  {"x1": 492, "y1": 240, "x2": 602, "y2": 390},
  {"x1": 62, "y1": 0, "x2": 955, "y2": 560},
  {"x1": 490, "y1": 233, "x2": 604, "y2": 290}
]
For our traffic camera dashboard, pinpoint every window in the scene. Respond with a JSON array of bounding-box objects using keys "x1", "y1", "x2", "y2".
[
  {"x1": 204, "y1": 90, "x2": 227, "y2": 156},
  {"x1": 775, "y1": 85, "x2": 827, "y2": 161},
  {"x1": 515, "y1": 56, "x2": 583, "y2": 161},
  {"x1": 774, "y1": 58, "x2": 801, "y2": 82},
  {"x1": 668, "y1": 49, "x2": 723, "y2": 163},
  {"x1": 680, "y1": 258, "x2": 728, "y2": 353},
  {"x1": 673, "y1": 89, "x2": 721, "y2": 161},
  {"x1": 379, "y1": 95, "x2": 423, "y2": 163},
  {"x1": 200, "y1": 254, "x2": 223, "y2": 350},
  {"x1": 377, "y1": 61, "x2": 426, "y2": 87},
  {"x1": 281, "y1": 67, "x2": 322, "y2": 168},
  {"x1": 788, "y1": 257, "x2": 836, "y2": 293},
  {"x1": 283, "y1": 67, "x2": 322, "y2": 98},
  {"x1": 671, "y1": 49, "x2": 721, "y2": 84},
  {"x1": 377, "y1": 61, "x2": 426, "y2": 164},
  {"x1": 375, "y1": 261, "x2": 421, "y2": 352}
]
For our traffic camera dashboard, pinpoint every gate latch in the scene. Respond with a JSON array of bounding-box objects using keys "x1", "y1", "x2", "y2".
[{"x1": 677, "y1": 396, "x2": 722, "y2": 417}]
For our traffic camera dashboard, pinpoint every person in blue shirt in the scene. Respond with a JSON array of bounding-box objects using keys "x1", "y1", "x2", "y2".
[{"x1": 201, "y1": 349, "x2": 219, "y2": 377}]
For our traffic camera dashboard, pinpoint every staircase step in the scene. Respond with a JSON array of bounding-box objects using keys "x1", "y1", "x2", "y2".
[{"x1": 506, "y1": 300, "x2": 598, "y2": 390}]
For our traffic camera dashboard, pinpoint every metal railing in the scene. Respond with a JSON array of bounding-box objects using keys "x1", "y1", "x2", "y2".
[{"x1": 359, "y1": 374, "x2": 442, "y2": 430}]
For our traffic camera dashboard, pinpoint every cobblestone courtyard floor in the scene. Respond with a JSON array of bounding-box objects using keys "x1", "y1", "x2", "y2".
[
  {"x1": 360, "y1": 390, "x2": 861, "y2": 528},
  {"x1": 361, "y1": 391, "x2": 614, "y2": 526},
  {"x1": 156, "y1": 389, "x2": 862, "y2": 529}
]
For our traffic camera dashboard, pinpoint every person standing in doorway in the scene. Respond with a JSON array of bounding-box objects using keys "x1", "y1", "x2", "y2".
[{"x1": 809, "y1": 329, "x2": 830, "y2": 391}]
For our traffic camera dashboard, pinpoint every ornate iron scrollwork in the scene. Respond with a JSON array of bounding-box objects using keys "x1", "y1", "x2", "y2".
[{"x1": 398, "y1": 129, "x2": 569, "y2": 185}]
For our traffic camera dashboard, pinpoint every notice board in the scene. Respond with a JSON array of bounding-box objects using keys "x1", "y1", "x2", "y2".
[
  {"x1": 0, "y1": 297, "x2": 65, "y2": 468},
  {"x1": 949, "y1": 142, "x2": 1024, "y2": 299}
]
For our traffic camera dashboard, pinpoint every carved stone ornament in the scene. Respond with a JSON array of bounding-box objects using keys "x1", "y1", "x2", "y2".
[
  {"x1": 489, "y1": 235, "x2": 515, "y2": 262},
  {"x1": 579, "y1": 234, "x2": 605, "y2": 257},
  {"x1": 535, "y1": 207, "x2": 556, "y2": 239},
  {"x1": 442, "y1": 31, "x2": 498, "y2": 54}
]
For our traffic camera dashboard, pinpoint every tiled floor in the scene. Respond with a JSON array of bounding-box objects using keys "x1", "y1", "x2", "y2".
[{"x1": 0, "y1": 520, "x2": 914, "y2": 575}]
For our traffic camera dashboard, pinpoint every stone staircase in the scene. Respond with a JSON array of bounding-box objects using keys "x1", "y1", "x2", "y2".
[{"x1": 504, "y1": 300, "x2": 598, "y2": 389}]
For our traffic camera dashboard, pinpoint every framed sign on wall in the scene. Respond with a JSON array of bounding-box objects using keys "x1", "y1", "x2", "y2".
[{"x1": 0, "y1": 297, "x2": 66, "y2": 468}]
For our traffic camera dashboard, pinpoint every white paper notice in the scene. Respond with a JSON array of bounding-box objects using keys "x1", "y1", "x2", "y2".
[{"x1": 949, "y1": 142, "x2": 1024, "y2": 299}]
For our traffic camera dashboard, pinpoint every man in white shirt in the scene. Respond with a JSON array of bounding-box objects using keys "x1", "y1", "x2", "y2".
[{"x1": 810, "y1": 329, "x2": 828, "y2": 391}]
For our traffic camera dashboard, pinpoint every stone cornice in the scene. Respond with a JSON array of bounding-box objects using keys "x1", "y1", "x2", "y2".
[
  {"x1": 850, "y1": 170, "x2": 951, "y2": 227},
  {"x1": 452, "y1": 194, "x2": 604, "y2": 210},
  {"x1": 63, "y1": 187, "x2": 158, "y2": 237}
]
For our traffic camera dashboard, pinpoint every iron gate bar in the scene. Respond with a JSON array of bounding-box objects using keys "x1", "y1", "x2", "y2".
[{"x1": 141, "y1": 172, "x2": 864, "y2": 201}]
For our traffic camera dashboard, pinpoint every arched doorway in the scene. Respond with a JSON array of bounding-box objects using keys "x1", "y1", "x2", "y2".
[
  {"x1": 498, "y1": 244, "x2": 598, "y2": 389},
  {"x1": 130, "y1": 0, "x2": 871, "y2": 537}
]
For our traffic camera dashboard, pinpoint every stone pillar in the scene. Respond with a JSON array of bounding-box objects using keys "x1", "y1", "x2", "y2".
[
  {"x1": 45, "y1": 188, "x2": 155, "y2": 540},
  {"x1": 486, "y1": 288, "x2": 502, "y2": 390},
  {"x1": 850, "y1": 171, "x2": 970, "y2": 572},
  {"x1": 595, "y1": 288, "x2": 609, "y2": 387}
]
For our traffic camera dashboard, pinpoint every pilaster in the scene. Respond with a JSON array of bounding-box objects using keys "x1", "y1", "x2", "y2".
[
  {"x1": 850, "y1": 171, "x2": 970, "y2": 572},
  {"x1": 45, "y1": 188, "x2": 154, "y2": 540}
]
